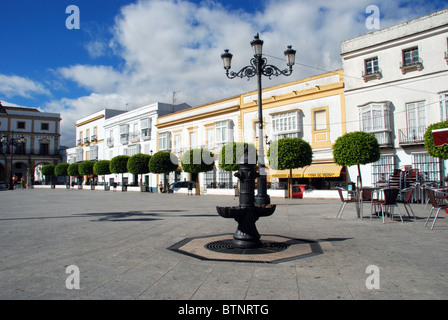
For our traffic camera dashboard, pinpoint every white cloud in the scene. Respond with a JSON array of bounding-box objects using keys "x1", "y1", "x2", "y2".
[
  {"x1": 52, "y1": 0, "x2": 442, "y2": 146},
  {"x1": 0, "y1": 74, "x2": 50, "y2": 99},
  {"x1": 58, "y1": 65, "x2": 122, "y2": 93}
]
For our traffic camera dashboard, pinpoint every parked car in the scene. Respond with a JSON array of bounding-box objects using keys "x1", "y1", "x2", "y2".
[{"x1": 168, "y1": 181, "x2": 195, "y2": 193}]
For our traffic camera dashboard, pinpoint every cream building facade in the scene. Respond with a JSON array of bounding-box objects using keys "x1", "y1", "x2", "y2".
[{"x1": 0, "y1": 102, "x2": 61, "y2": 186}]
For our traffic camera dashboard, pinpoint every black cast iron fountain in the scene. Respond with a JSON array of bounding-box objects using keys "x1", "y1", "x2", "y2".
[{"x1": 216, "y1": 149, "x2": 276, "y2": 249}]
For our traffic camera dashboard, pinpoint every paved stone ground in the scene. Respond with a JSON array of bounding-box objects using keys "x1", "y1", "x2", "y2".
[{"x1": 0, "y1": 188, "x2": 447, "y2": 300}]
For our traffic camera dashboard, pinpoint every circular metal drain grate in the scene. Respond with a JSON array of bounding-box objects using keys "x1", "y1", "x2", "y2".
[{"x1": 205, "y1": 239, "x2": 289, "y2": 255}]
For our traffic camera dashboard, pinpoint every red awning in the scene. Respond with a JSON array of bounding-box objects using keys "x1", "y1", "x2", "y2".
[{"x1": 432, "y1": 128, "x2": 448, "y2": 147}]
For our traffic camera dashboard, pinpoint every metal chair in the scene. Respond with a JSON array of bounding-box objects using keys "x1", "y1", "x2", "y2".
[
  {"x1": 336, "y1": 187, "x2": 358, "y2": 219},
  {"x1": 371, "y1": 188, "x2": 403, "y2": 223},
  {"x1": 399, "y1": 187, "x2": 417, "y2": 220},
  {"x1": 359, "y1": 188, "x2": 374, "y2": 219},
  {"x1": 425, "y1": 188, "x2": 448, "y2": 230}
]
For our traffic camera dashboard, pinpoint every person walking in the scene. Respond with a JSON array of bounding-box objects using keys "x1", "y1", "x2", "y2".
[{"x1": 159, "y1": 181, "x2": 164, "y2": 193}]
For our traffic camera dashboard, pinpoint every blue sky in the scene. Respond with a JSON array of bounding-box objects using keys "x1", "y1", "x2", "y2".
[{"x1": 1, "y1": 0, "x2": 447, "y2": 146}]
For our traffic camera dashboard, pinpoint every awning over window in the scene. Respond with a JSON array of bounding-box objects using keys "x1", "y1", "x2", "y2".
[
  {"x1": 269, "y1": 163, "x2": 343, "y2": 178},
  {"x1": 270, "y1": 167, "x2": 307, "y2": 178},
  {"x1": 432, "y1": 128, "x2": 448, "y2": 147},
  {"x1": 303, "y1": 163, "x2": 343, "y2": 178}
]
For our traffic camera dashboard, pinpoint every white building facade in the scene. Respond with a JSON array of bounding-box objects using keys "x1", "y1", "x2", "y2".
[
  {"x1": 103, "y1": 102, "x2": 191, "y2": 190},
  {"x1": 69, "y1": 109, "x2": 126, "y2": 165},
  {"x1": 341, "y1": 9, "x2": 448, "y2": 187}
]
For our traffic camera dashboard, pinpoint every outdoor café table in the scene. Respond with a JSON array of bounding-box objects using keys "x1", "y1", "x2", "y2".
[{"x1": 359, "y1": 187, "x2": 381, "y2": 219}]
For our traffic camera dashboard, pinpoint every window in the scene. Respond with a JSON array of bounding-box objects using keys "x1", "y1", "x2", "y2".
[
  {"x1": 189, "y1": 131, "x2": 196, "y2": 149},
  {"x1": 141, "y1": 118, "x2": 152, "y2": 140},
  {"x1": 120, "y1": 124, "x2": 129, "y2": 144},
  {"x1": 15, "y1": 141, "x2": 26, "y2": 154},
  {"x1": 107, "y1": 130, "x2": 114, "y2": 147},
  {"x1": 76, "y1": 148, "x2": 83, "y2": 162},
  {"x1": 206, "y1": 129, "x2": 214, "y2": 151},
  {"x1": 372, "y1": 155, "x2": 395, "y2": 186},
  {"x1": 412, "y1": 153, "x2": 440, "y2": 182},
  {"x1": 272, "y1": 111, "x2": 301, "y2": 140},
  {"x1": 40, "y1": 143, "x2": 49, "y2": 155},
  {"x1": 159, "y1": 132, "x2": 171, "y2": 151},
  {"x1": 359, "y1": 103, "x2": 391, "y2": 145},
  {"x1": 406, "y1": 101, "x2": 426, "y2": 132},
  {"x1": 17, "y1": 121, "x2": 25, "y2": 129},
  {"x1": 126, "y1": 144, "x2": 141, "y2": 157},
  {"x1": 399, "y1": 101, "x2": 426, "y2": 144},
  {"x1": 174, "y1": 134, "x2": 181, "y2": 155},
  {"x1": 440, "y1": 92, "x2": 448, "y2": 121},
  {"x1": 216, "y1": 120, "x2": 233, "y2": 145},
  {"x1": 365, "y1": 57, "x2": 379, "y2": 75},
  {"x1": 85, "y1": 129, "x2": 90, "y2": 143},
  {"x1": 311, "y1": 107, "x2": 331, "y2": 147},
  {"x1": 363, "y1": 57, "x2": 381, "y2": 81},
  {"x1": 41, "y1": 123, "x2": 49, "y2": 130},
  {"x1": 90, "y1": 145, "x2": 98, "y2": 160},
  {"x1": 403, "y1": 47, "x2": 420, "y2": 66},
  {"x1": 217, "y1": 167, "x2": 233, "y2": 189},
  {"x1": 314, "y1": 110, "x2": 327, "y2": 131}
]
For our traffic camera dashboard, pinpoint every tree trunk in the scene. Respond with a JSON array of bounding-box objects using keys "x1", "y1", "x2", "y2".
[
  {"x1": 288, "y1": 168, "x2": 292, "y2": 198},
  {"x1": 357, "y1": 164, "x2": 362, "y2": 189}
]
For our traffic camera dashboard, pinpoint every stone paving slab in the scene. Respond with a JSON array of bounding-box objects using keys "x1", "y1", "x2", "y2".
[{"x1": 0, "y1": 188, "x2": 447, "y2": 301}]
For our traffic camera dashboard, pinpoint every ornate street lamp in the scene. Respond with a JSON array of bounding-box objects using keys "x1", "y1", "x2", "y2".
[
  {"x1": 1, "y1": 131, "x2": 25, "y2": 190},
  {"x1": 221, "y1": 33, "x2": 296, "y2": 205}
]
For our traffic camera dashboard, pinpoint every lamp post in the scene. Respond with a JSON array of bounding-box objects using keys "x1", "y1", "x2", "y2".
[
  {"x1": 1, "y1": 131, "x2": 25, "y2": 190},
  {"x1": 221, "y1": 34, "x2": 296, "y2": 205}
]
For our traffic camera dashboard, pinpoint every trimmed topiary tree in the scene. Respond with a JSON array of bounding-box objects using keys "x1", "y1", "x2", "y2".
[
  {"x1": 93, "y1": 160, "x2": 111, "y2": 188},
  {"x1": 110, "y1": 155, "x2": 130, "y2": 189},
  {"x1": 267, "y1": 138, "x2": 313, "y2": 198},
  {"x1": 148, "y1": 151, "x2": 178, "y2": 192},
  {"x1": 218, "y1": 142, "x2": 257, "y2": 172},
  {"x1": 181, "y1": 148, "x2": 215, "y2": 195},
  {"x1": 333, "y1": 131, "x2": 380, "y2": 188},
  {"x1": 424, "y1": 120, "x2": 448, "y2": 159},
  {"x1": 55, "y1": 163, "x2": 70, "y2": 185},
  {"x1": 79, "y1": 161, "x2": 96, "y2": 187},
  {"x1": 67, "y1": 163, "x2": 80, "y2": 177},
  {"x1": 127, "y1": 153, "x2": 151, "y2": 191},
  {"x1": 41, "y1": 164, "x2": 55, "y2": 186},
  {"x1": 424, "y1": 121, "x2": 448, "y2": 184},
  {"x1": 78, "y1": 160, "x2": 95, "y2": 176}
]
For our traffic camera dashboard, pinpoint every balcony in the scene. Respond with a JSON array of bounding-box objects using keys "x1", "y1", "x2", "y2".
[
  {"x1": 120, "y1": 133, "x2": 129, "y2": 145},
  {"x1": 77, "y1": 139, "x2": 82, "y2": 146},
  {"x1": 398, "y1": 126, "x2": 426, "y2": 145},
  {"x1": 141, "y1": 129, "x2": 151, "y2": 141},
  {"x1": 83, "y1": 138, "x2": 90, "y2": 144},
  {"x1": 400, "y1": 58, "x2": 423, "y2": 74},
  {"x1": 106, "y1": 137, "x2": 114, "y2": 147},
  {"x1": 129, "y1": 132, "x2": 140, "y2": 143},
  {"x1": 362, "y1": 68, "x2": 382, "y2": 82},
  {"x1": 90, "y1": 135, "x2": 97, "y2": 142},
  {"x1": 370, "y1": 130, "x2": 392, "y2": 146}
]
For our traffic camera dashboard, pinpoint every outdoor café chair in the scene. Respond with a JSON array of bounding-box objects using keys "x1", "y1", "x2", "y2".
[
  {"x1": 425, "y1": 188, "x2": 448, "y2": 230},
  {"x1": 336, "y1": 187, "x2": 358, "y2": 219},
  {"x1": 399, "y1": 187, "x2": 417, "y2": 220},
  {"x1": 359, "y1": 187, "x2": 374, "y2": 219},
  {"x1": 370, "y1": 188, "x2": 403, "y2": 223}
]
